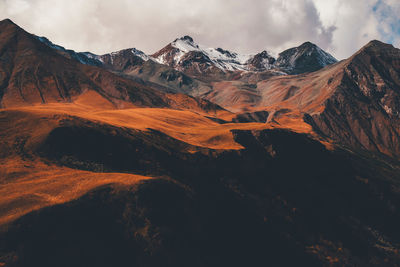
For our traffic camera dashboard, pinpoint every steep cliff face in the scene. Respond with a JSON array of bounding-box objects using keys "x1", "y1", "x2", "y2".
[{"x1": 307, "y1": 41, "x2": 400, "y2": 157}]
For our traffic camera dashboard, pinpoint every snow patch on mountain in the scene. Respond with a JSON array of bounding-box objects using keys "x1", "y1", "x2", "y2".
[{"x1": 81, "y1": 52, "x2": 103, "y2": 63}]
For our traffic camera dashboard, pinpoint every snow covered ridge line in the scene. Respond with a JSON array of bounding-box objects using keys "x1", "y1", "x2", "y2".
[
  {"x1": 162, "y1": 35, "x2": 255, "y2": 71},
  {"x1": 37, "y1": 34, "x2": 338, "y2": 74},
  {"x1": 151, "y1": 36, "x2": 338, "y2": 73},
  {"x1": 152, "y1": 35, "x2": 275, "y2": 71}
]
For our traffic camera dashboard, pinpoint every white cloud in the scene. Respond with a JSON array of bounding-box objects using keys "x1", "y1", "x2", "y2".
[
  {"x1": 3, "y1": 0, "x2": 30, "y2": 14},
  {"x1": 0, "y1": 0, "x2": 399, "y2": 59}
]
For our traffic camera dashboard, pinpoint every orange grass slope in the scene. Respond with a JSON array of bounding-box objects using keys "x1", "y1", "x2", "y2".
[
  {"x1": 0, "y1": 96, "x2": 323, "y2": 227},
  {"x1": 0, "y1": 107, "x2": 151, "y2": 225},
  {"x1": 0, "y1": 158, "x2": 150, "y2": 226}
]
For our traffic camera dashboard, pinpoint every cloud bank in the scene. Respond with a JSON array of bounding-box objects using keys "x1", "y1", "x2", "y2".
[{"x1": 0, "y1": 0, "x2": 399, "y2": 59}]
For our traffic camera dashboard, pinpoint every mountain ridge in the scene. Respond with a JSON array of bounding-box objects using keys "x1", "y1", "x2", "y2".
[
  {"x1": 34, "y1": 27, "x2": 337, "y2": 76},
  {"x1": 151, "y1": 35, "x2": 337, "y2": 75}
]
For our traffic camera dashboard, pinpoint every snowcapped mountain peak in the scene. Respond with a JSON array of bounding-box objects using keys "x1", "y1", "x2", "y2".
[
  {"x1": 171, "y1": 36, "x2": 200, "y2": 54},
  {"x1": 274, "y1": 42, "x2": 337, "y2": 74},
  {"x1": 152, "y1": 36, "x2": 255, "y2": 72}
]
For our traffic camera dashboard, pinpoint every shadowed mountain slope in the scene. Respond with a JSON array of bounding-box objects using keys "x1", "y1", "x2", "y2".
[{"x1": 1, "y1": 108, "x2": 399, "y2": 266}]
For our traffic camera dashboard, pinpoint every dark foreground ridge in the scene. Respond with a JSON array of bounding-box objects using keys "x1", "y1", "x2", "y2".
[{"x1": 1, "y1": 117, "x2": 400, "y2": 266}]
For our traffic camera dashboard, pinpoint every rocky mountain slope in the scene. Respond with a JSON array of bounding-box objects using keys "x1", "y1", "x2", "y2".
[
  {"x1": 0, "y1": 19, "x2": 222, "y2": 113},
  {"x1": 0, "y1": 19, "x2": 161, "y2": 108},
  {"x1": 198, "y1": 40, "x2": 400, "y2": 158},
  {"x1": 35, "y1": 31, "x2": 339, "y2": 102},
  {"x1": 306, "y1": 40, "x2": 400, "y2": 157}
]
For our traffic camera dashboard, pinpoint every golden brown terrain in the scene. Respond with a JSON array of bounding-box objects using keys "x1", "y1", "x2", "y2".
[{"x1": 0, "y1": 94, "x2": 317, "y2": 227}]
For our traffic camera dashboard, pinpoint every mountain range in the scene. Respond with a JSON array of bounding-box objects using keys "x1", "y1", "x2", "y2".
[{"x1": 1, "y1": 18, "x2": 400, "y2": 267}]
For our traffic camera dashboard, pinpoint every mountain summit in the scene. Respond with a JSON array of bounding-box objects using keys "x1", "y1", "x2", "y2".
[
  {"x1": 274, "y1": 42, "x2": 337, "y2": 74},
  {"x1": 151, "y1": 36, "x2": 254, "y2": 73}
]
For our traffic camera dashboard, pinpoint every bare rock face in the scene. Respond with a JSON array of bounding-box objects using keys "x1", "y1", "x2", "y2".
[
  {"x1": 307, "y1": 40, "x2": 400, "y2": 157},
  {"x1": 246, "y1": 51, "x2": 276, "y2": 71}
]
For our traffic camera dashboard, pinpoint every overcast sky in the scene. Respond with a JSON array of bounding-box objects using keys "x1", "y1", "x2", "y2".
[{"x1": 1, "y1": 0, "x2": 399, "y2": 59}]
